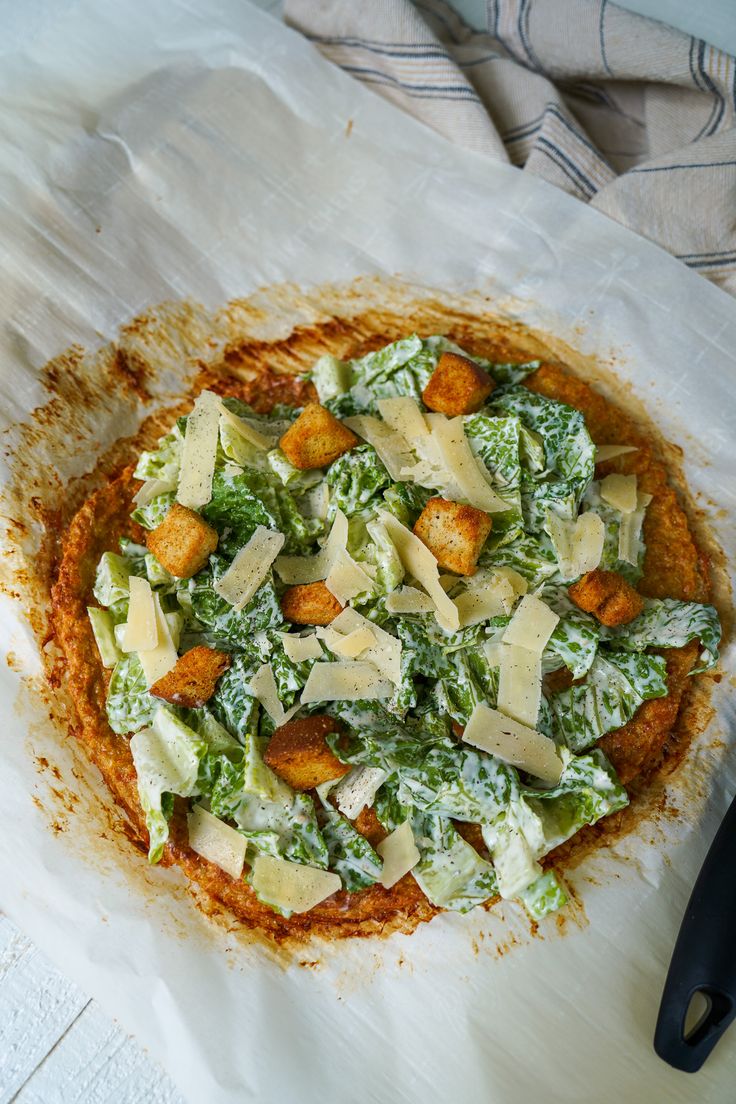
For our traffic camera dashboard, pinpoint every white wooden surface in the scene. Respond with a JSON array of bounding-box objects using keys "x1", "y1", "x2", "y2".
[{"x1": 2, "y1": 1, "x2": 735, "y2": 1101}]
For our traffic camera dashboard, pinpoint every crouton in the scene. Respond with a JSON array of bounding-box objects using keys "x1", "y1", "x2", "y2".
[
  {"x1": 281, "y1": 581, "x2": 344, "y2": 625},
  {"x1": 413, "y1": 497, "x2": 492, "y2": 575},
  {"x1": 146, "y1": 503, "x2": 218, "y2": 579},
  {"x1": 422, "y1": 352, "x2": 495, "y2": 416},
  {"x1": 264, "y1": 716, "x2": 350, "y2": 790},
  {"x1": 279, "y1": 403, "x2": 358, "y2": 470},
  {"x1": 568, "y1": 568, "x2": 644, "y2": 627},
  {"x1": 150, "y1": 645, "x2": 230, "y2": 708}
]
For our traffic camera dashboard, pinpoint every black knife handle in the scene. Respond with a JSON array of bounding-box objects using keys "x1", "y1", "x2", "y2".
[{"x1": 654, "y1": 792, "x2": 736, "y2": 1072}]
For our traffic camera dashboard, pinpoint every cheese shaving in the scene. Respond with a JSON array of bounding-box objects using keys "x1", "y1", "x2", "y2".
[
  {"x1": 133, "y1": 478, "x2": 175, "y2": 507},
  {"x1": 547, "y1": 510, "x2": 605, "y2": 581},
  {"x1": 323, "y1": 625, "x2": 376, "y2": 659},
  {"x1": 300, "y1": 662, "x2": 392, "y2": 703},
  {"x1": 595, "y1": 444, "x2": 638, "y2": 463},
  {"x1": 385, "y1": 586, "x2": 435, "y2": 615},
  {"x1": 332, "y1": 766, "x2": 388, "y2": 820},
  {"x1": 497, "y1": 643, "x2": 542, "y2": 727},
  {"x1": 279, "y1": 633, "x2": 323, "y2": 663},
  {"x1": 379, "y1": 510, "x2": 460, "y2": 632},
  {"x1": 377, "y1": 820, "x2": 420, "y2": 889},
  {"x1": 377, "y1": 396, "x2": 428, "y2": 440},
  {"x1": 462, "y1": 703, "x2": 563, "y2": 784},
  {"x1": 247, "y1": 663, "x2": 299, "y2": 727},
  {"x1": 453, "y1": 586, "x2": 507, "y2": 627},
  {"x1": 329, "y1": 608, "x2": 403, "y2": 687},
  {"x1": 425, "y1": 413, "x2": 509, "y2": 513},
  {"x1": 214, "y1": 525, "x2": 285, "y2": 611},
  {"x1": 275, "y1": 509, "x2": 348, "y2": 584},
  {"x1": 502, "y1": 595, "x2": 560, "y2": 653},
  {"x1": 619, "y1": 491, "x2": 653, "y2": 565},
  {"x1": 138, "y1": 593, "x2": 179, "y2": 686},
  {"x1": 177, "y1": 390, "x2": 220, "y2": 509},
  {"x1": 121, "y1": 576, "x2": 158, "y2": 653},
  {"x1": 600, "y1": 473, "x2": 638, "y2": 514},
  {"x1": 342, "y1": 414, "x2": 412, "y2": 481},
  {"x1": 218, "y1": 401, "x2": 271, "y2": 449},
  {"x1": 324, "y1": 547, "x2": 374, "y2": 605},
  {"x1": 250, "y1": 855, "x2": 342, "y2": 915},
  {"x1": 187, "y1": 805, "x2": 246, "y2": 879}
]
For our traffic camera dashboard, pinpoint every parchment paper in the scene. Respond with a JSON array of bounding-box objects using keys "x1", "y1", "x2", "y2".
[{"x1": 0, "y1": 2, "x2": 735, "y2": 1102}]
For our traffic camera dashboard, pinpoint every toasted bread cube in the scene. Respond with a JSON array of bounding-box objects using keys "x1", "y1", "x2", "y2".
[
  {"x1": 150, "y1": 645, "x2": 230, "y2": 708},
  {"x1": 146, "y1": 503, "x2": 218, "y2": 579},
  {"x1": 568, "y1": 568, "x2": 644, "y2": 627},
  {"x1": 279, "y1": 403, "x2": 358, "y2": 470},
  {"x1": 264, "y1": 716, "x2": 350, "y2": 790},
  {"x1": 281, "y1": 581, "x2": 344, "y2": 625},
  {"x1": 413, "y1": 497, "x2": 492, "y2": 575},
  {"x1": 422, "y1": 352, "x2": 495, "y2": 416}
]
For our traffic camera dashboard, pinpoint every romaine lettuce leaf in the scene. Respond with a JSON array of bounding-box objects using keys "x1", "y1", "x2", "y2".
[
  {"x1": 187, "y1": 559, "x2": 283, "y2": 646},
  {"x1": 601, "y1": 598, "x2": 721, "y2": 673},
  {"x1": 133, "y1": 427, "x2": 182, "y2": 482},
  {"x1": 326, "y1": 445, "x2": 390, "y2": 517},
  {"x1": 131, "y1": 491, "x2": 175, "y2": 531},
  {"x1": 519, "y1": 870, "x2": 568, "y2": 920},
  {"x1": 130, "y1": 706, "x2": 207, "y2": 862},
  {"x1": 549, "y1": 650, "x2": 668, "y2": 751},
  {"x1": 412, "y1": 815, "x2": 498, "y2": 912},
  {"x1": 318, "y1": 805, "x2": 383, "y2": 891},
  {"x1": 542, "y1": 584, "x2": 600, "y2": 678},
  {"x1": 106, "y1": 653, "x2": 156, "y2": 735}
]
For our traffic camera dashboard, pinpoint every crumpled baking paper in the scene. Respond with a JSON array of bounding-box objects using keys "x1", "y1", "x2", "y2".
[{"x1": 0, "y1": 2, "x2": 734, "y2": 1102}]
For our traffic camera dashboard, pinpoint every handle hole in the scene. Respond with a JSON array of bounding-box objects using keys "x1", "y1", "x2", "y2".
[{"x1": 683, "y1": 987, "x2": 733, "y2": 1046}]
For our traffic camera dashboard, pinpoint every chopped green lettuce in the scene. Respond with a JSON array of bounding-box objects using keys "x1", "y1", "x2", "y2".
[
  {"x1": 601, "y1": 598, "x2": 721, "y2": 673},
  {"x1": 130, "y1": 706, "x2": 207, "y2": 862},
  {"x1": 106, "y1": 654, "x2": 156, "y2": 735},
  {"x1": 550, "y1": 651, "x2": 668, "y2": 751},
  {"x1": 87, "y1": 607, "x2": 121, "y2": 668}
]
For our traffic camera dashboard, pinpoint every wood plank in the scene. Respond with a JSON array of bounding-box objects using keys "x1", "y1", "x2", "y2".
[
  {"x1": 13, "y1": 1001, "x2": 184, "y2": 1104},
  {"x1": 0, "y1": 915, "x2": 88, "y2": 1103}
]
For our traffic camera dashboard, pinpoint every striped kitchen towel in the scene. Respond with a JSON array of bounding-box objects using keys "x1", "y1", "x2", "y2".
[{"x1": 285, "y1": 0, "x2": 736, "y2": 297}]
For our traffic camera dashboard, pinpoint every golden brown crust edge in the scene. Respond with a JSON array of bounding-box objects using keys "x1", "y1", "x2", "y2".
[{"x1": 49, "y1": 336, "x2": 712, "y2": 943}]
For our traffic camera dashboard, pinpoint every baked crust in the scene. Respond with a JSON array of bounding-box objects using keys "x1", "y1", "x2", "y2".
[{"x1": 49, "y1": 347, "x2": 710, "y2": 942}]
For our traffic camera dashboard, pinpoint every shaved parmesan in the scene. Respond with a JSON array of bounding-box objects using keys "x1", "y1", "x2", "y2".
[
  {"x1": 121, "y1": 576, "x2": 158, "y2": 653},
  {"x1": 595, "y1": 444, "x2": 638, "y2": 463},
  {"x1": 494, "y1": 567, "x2": 529, "y2": 608},
  {"x1": 619, "y1": 491, "x2": 652, "y2": 565},
  {"x1": 187, "y1": 805, "x2": 246, "y2": 879},
  {"x1": 502, "y1": 595, "x2": 560, "y2": 653},
  {"x1": 600, "y1": 473, "x2": 638, "y2": 514},
  {"x1": 177, "y1": 390, "x2": 220, "y2": 509},
  {"x1": 385, "y1": 586, "x2": 434, "y2": 615},
  {"x1": 250, "y1": 855, "x2": 341, "y2": 915},
  {"x1": 275, "y1": 509, "x2": 348, "y2": 584},
  {"x1": 377, "y1": 396, "x2": 428, "y2": 440},
  {"x1": 218, "y1": 402, "x2": 271, "y2": 450},
  {"x1": 329, "y1": 608, "x2": 403, "y2": 687},
  {"x1": 214, "y1": 525, "x2": 285, "y2": 611},
  {"x1": 247, "y1": 663, "x2": 299, "y2": 727},
  {"x1": 342, "y1": 414, "x2": 412, "y2": 481},
  {"x1": 333, "y1": 766, "x2": 388, "y2": 820},
  {"x1": 425, "y1": 413, "x2": 509, "y2": 513},
  {"x1": 279, "y1": 633, "x2": 323, "y2": 663},
  {"x1": 483, "y1": 641, "x2": 506, "y2": 668},
  {"x1": 454, "y1": 586, "x2": 507, "y2": 627},
  {"x1": 497, "y1": 643, "x2": 542, "y2": 727},
  {"x1": 377, "y1": 820, "x2": 420, "y2": 889},
  {"x1": 323, "y1": 625, "x2": 376, "y2": 659},
  {"x1": 324, "y1": 547, "x2": 374, "y2": 605},
  {"x1": 463, "y1": 703, "x2": 563, "y2": 783},
  {"x1": 133, "y1": 478, "x2": 175, "y2": 507},
  {"x1": 300, "y1": 662, "x2": 392, "y2": 703},
  {"x1": 547, "y1": 510, "x2": 605, "y2": 581},
  {"x1": 379, "y1": 510, "x2": 459, "y2": 632},
  {"x1": 138, "y1": 593, "x2": 179, "y2": 685},
  {"x1": 298, "y1": 482, "x2": 330, "y2": 521}
]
